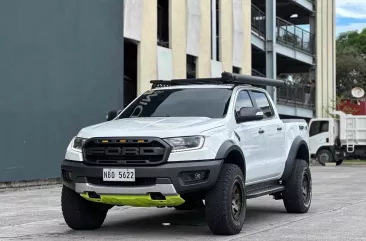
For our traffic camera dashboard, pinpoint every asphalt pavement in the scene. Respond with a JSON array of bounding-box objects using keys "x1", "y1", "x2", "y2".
[{"x1": 1, "y1": 165, "x2": 366, "y2": 241}]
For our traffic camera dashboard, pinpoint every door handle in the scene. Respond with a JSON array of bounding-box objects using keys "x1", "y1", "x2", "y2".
[
  {"x1": 277, "y1": 127, "x2": 282, "y2": 131},
  {"x1": 258, "y1": 129, "x2": 265, "y2": 134}
]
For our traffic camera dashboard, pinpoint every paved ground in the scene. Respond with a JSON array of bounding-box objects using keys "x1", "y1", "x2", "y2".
[{"x1": 1, "y1": 165, "x2": 366, "y2": 241}]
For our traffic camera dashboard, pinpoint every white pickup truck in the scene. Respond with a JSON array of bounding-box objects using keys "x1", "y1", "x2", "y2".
[{"x1": 61, "y1": 72, "x2": 311, "y2": 235}]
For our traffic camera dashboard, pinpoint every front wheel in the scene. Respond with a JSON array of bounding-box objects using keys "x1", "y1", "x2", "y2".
[
  {"x1": 61, "y1": 185, "x2": 110, "y2": 230},
  {"x1": 205, "y1": 163, "x2": 246, "y2": 235},
  {"x1": 282, "y1": 159, "x2": 312, "y2": 213}
]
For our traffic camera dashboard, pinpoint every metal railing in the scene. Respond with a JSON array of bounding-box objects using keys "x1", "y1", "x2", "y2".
[
  {"x1": 251, "y1": 70, "x2": 315, "y2": 109},
  {"x1": 276, "y1": 82, "x2": 315, "y2": 109},
  {"x1": 276, "y1": 17, "x2": 314, "y2": 54},
  {"x1": 251, "y1": 5, "x2": 266, "y2": 37}
]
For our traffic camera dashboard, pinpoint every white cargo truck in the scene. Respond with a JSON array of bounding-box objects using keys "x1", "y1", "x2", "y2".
[{"x1": 309, "y1": 111, "x2": 366, "y2": 165}]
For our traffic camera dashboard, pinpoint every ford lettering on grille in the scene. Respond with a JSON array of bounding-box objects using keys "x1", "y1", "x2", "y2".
[
  {"x1": 87, "y1": 147, "x2": 165, "y2": 156},
  {"x1": 82, "y1": 137, "x2": 171, "y2": 166}
]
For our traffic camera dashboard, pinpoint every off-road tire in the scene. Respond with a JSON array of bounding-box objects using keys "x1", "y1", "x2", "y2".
[
  {"x1": 205, "y1": 163, "x2": 246, "y2": 235},
  {"x1": 61, "y1": 185, "x2": 109, "y2": 230},
  {"x1": 174, "y1": 199, "x2": 204, "y2": 211},
  {"x1": 317, "y1": 149, "x2": 333, "y2": 166},
  {"x1": 282, "y1": 159, "x2": 312, "y2": 213}
]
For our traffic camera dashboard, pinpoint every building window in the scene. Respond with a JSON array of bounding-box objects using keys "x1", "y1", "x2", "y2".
[
  {"x1": 187, "y1": 55, "x2": 197, "y2": 79},
  {"x1": 157, "y1": 0, "x2": 169, "y2": 48},
  {"x1": 216, "y1": 0, "x2": 220, "y2": 61},
  {"x1": 233, "y1": 67, "x2": 241, "y2": 74},
  {"x1": 211, "y1": 0, "x2": 220, "y2": 61},
  {"x1": 124, "y1": 38, "x2": 138, "y2": 107}
]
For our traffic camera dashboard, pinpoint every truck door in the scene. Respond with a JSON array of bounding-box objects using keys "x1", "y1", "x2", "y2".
[
  {"x1": 250, "y1": 90, "x2": 285, "y2": 179},
  {"x1": 234, "y1": 90, "x2": 267, "y2": 183},
  {"x1": 309, "y1": 119, "x2": 332, "y2": 156}
]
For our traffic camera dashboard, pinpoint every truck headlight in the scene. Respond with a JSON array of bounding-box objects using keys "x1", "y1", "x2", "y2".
[
  {"x1": 72, "y1": 137, "x2": 88, "y2": 151},
  {"x1": 164, "y1": 136, "x2": 205, "y2": 152}
]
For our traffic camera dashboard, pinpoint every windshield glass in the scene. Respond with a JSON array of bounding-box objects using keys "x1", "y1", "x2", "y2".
[{"x1": 119, "y1": 88, "x2": 232, "y2": 118}]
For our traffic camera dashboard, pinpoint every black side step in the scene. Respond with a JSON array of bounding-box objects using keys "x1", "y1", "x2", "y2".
[{"x1": 246, "y1": 185, "x2": 284, "y2": 199}]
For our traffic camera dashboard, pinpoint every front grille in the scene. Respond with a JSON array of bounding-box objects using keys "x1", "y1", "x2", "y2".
[
  {"x1": 82, "y1": 137, "x2": 171, "y2": 166},
  {"x1": 87, "y1": 177, "x2": 156, "y2": 187}
]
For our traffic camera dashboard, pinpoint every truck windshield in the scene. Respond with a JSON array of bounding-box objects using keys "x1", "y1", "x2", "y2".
[{"x1": 119, "y1": 88, "x2": 232, "y2": 119}]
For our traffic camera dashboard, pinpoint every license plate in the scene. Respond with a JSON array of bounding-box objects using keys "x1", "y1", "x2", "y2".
[{"x1": 102, "y1": 169, "x2": 135, "y2": 182}]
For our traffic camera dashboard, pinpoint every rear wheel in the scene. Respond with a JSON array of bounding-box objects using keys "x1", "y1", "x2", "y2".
[
  {"x1": 61, "y1": 185, "x2": 110, "y2": 230},
  {"x1": 282, "y1": 159, "x2": 312, "y2": 213},
  {"x1": 317, "y1": 149, "x2": 333, "y2": 166},
  {"x1": 205, "y1": 163, "x2": 246, "y2": 235}
]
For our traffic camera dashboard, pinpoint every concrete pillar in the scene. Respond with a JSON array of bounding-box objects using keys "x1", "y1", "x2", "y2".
[
  {"x1": 265, "y1": 0, "x2": 276, "y2": 102},
  {"x1": 197, "y1": 0, "x2": 211, "y2": 78},
  {"x1": 170, "y1": 0, "x2": 187, "y2": 78}
]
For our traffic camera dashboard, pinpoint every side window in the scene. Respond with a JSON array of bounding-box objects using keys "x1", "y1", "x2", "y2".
[
  {"x1": 309, "y1": 121, "x2": 329, "y2": 137},
  {"x1": 235, "y1": 90, "x2": 253, "y2": 112},
  {"x1": 251, "y1": 91, "x2": 274, "y2": 118}
]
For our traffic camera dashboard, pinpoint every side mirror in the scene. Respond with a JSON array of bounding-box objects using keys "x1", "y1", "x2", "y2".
[
  {"x1": 106, "y1": 110, "x2": 118, "y2": 121},
  {"x1": 236, "y1": 107, "x2": 264, "y2": 123}
]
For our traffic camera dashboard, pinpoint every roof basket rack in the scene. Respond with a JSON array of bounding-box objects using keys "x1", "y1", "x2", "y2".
[{"x1": 150, "y1": 72, "x2": 284, "y2": 89}]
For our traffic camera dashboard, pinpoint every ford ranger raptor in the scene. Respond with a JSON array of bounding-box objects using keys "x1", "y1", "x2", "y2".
[{"x1": 61, "y1": 72, "x2": 312, "y2": 235}]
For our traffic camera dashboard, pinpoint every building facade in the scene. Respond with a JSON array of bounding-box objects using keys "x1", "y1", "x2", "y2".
[{"x1": 123, "y1": 0, "x2": 336, "y2": 119}]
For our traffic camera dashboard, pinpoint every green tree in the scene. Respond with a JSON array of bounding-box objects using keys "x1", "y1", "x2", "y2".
[{"x1": 336, "y1": 30, "x2": 366, "y2": 96}]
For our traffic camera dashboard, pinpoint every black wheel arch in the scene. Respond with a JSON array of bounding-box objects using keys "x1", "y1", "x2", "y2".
[
  {"x1": 216, "y1": 140, "x2": 246, "y2": 179},
  {"x1": 280, "y1": 136, "x2": 310, "y2": 181}
]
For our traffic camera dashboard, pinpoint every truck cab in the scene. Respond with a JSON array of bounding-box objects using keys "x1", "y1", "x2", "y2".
[{"x1": 309, "y1": 118, "x2": 339, "y2": 163}]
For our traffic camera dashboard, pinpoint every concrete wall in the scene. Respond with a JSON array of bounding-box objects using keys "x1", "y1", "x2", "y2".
[
  {"x1": 133, "y1": 0, "x2": 252, "y2": 94},
  {"x1": 316, "y1": 0, "x2": 336, "y2": 117},
  {"x1": 0, "y1": 0, "x2": 124, "y2": 182}
]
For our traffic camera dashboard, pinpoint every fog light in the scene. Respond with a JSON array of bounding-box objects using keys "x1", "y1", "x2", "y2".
[
  {"x1": 62, "y1": 170, "x2": 72, "y2": 181},
  {"x1": 181, "y1": 171, "x2": 208, "y2": 184}
]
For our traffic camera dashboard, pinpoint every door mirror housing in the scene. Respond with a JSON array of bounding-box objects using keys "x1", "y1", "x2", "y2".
[
  {"x1": 236, "y1": 107, "x2": 264, "y2": 123},
  {"x1": 106, "y1": 110, "x2": 119, "y2": 121}
]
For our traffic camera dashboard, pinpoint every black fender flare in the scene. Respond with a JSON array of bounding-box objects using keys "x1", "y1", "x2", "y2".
[
  {"x1": 215, "y1": 140, "x2": 246, "y2": 174},
  {"x1": 280, "y1": 136, "x2": 309, "y2": 181}
]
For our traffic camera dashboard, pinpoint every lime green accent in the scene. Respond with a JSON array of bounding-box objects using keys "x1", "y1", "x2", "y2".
[{"x1": 80, "y1": 193, "x2": 185, "y2": 207}]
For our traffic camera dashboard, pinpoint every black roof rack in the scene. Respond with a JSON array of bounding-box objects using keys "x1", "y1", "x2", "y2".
[{"x1": 150, "y1": 72, "x2": 284, "y2": 89}]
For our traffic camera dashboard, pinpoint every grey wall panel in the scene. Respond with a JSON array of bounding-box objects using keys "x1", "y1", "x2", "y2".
[
  {"x1": 157, "y1": 47, "x2": 174, "y2": 79},
  {"x1": 186, "y1": 0, "x2": 201, "y2": 57},
  {"x1": 233, "y1": 0, "x2": 244, "y2": 67},
  {"x1": 0, "y1": 0, "x2": 124, "y2": 182},
  {"x1": 124, "y1": 0, "x2": 143, "y2": 41}
]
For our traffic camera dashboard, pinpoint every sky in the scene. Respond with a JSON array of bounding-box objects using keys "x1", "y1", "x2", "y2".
[{"x1": 336, "y1": 0, "x2": 366, "y2": 35}]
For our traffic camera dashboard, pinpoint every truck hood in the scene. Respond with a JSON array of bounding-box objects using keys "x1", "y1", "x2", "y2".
[{"x1": 77, "y1": 117, "x2": 226, "y2": 138}]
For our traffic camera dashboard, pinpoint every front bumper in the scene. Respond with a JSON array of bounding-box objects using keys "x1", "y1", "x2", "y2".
[{"x1": 61, "y1": 159, "x2": 223, "y2": 196}]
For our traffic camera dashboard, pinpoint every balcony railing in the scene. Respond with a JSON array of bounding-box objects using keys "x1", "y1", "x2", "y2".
[
  {"x1": 251, "y1": 5, "x2": 266, "y2": 37},
  {"x1": 251, "y1": 70, "x2": 315, "y2": 109},
  {"x1": 276, "y1": 17, "x2": 314, "y2": 54},
  {"x1": 276, "y1": 82, "x2": 315, "y2": 109},
  {"x1": 251, "y1": 4, "x2": 315, "y2": 54}
]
